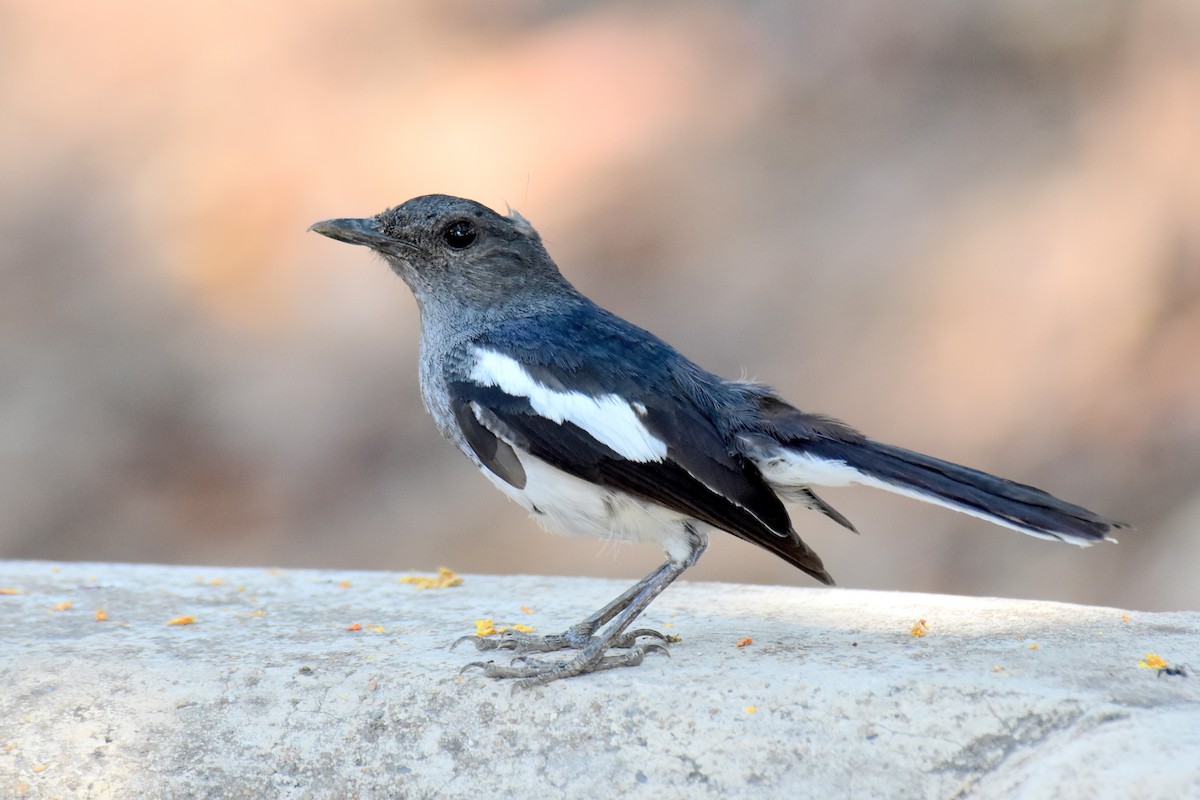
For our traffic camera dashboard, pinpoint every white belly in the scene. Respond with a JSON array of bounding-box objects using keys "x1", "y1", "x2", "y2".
[{"x1": 478, "y1": 450, "x2": 701, "y2": 562}]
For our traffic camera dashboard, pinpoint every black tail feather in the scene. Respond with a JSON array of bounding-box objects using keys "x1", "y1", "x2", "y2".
[{"x1": 802, "y1": 439, "x2": 1126, "y2": 544}]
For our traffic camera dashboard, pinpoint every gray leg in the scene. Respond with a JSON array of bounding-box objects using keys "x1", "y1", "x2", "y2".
[
  {"x1": 453, "y1": 561, "x2": 674, "y2": 654},
  {"x1": 463, "y1": 525, "x2": 708, "y2": 687}
]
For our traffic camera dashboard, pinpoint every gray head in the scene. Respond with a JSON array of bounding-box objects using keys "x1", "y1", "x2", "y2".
[{"x1": 309, "y1": 195, "x2": 575, "y2": 316}]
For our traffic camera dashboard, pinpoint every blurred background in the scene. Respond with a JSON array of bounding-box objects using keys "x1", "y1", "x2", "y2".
[{"x1": 2, "y1": 0, "x2": 1198, "y2": 611}]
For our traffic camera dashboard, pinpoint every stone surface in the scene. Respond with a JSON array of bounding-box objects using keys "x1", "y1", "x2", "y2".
[{"x1": 1, "y1": 560, "x2": 1197, "y2": 799}]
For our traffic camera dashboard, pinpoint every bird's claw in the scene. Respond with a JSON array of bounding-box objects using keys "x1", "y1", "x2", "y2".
[
  {"x1": 451, "y1": 633, "x2": 526, "y2": 653},
  {"x1": 460, "y1": 660, "x2": 492, "y2": 675},
  {"x1": 613, "y1": 627, "x2": 669, "y2": 647},
  {"x1": 454, "y1": 625, "x2": 669, "y2": 655},
  {"x1": 641, "y1": 642, "x2": 671, "y2": 659},
  {"x1": 454, "y1": 621, "x2": 673, "y2": 685},
  {"x1": 460, "y1": 642, "x2": 672, "y2": 688}
]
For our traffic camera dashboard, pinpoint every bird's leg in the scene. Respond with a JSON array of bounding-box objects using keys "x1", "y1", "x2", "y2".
[
  {"x1": 464, "y1": 526, "x2": 707, "y2": 686},
  {"x1": 454, "y1": 561, "x2": 674, "y2": 655}
]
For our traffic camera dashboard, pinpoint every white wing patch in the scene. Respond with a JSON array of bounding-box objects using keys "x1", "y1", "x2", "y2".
[{"x1": 469, "y1": 348, "x2": 668, "y2": 463}]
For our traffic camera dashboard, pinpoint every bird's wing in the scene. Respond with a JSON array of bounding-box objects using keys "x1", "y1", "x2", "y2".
[{"x1": 445, "y1": 330, "x2": 832, "y2": 584}]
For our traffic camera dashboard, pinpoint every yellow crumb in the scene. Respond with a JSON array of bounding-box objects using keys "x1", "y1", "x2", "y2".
[
  {"x1": 339, "y1": 580, "x2": 351, "y2": 589},
  {"x1": 1122, "y1": 614, "x2": 1130, "y2": 622},
  {"x1": 1139, "y1": 653, "x2": 1168, "y2": 670},
  {"x1": 1029, "y1": 643, "x2": 1039, "y2": 650},
  {"x1": 477, "y1": 619, "x2": 534, "y2": 636},
  {"x1": 0, "y1": 587, "x2": 22, "y2": 595},
  {"x1": 372, "y1": 626, "x2": 386, "y2": 633},
  {"x1": 520, "y1": 605, "x2": 534, "y2": 614},
  {"x1": 31, "y1": 764, "x2": 47, "y2": 774},
  {"x1": 745, "y1": 706, "x2": 757, "y2": 714},
  {"x1": 910, "y1": 619, "x2": 929, "y2": 637},
  {"x1": 167, "y1": 615, "x2": 196, "y2": 626},
  {"x1": 207, "y1": 578, "x2": 223, "y2": 586},
  {"x1": 51, "y1": 600, "x2": 73, "y2": 612},
  {"x1": 94, "y1": 609, "x2": 107, "y2": 622},
  {"x1": 398, "y1": 567, "x2": 463, "y2": 590}
]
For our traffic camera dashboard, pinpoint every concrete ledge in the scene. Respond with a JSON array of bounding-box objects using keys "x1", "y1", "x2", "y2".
[{"x1": 1, "y1": 560, "x2": 1197, "y2": 798}]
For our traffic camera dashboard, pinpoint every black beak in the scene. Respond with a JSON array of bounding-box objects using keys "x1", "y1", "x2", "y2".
[{"x1": 309, "y1": 217, "x2": 407, "y2": 250}]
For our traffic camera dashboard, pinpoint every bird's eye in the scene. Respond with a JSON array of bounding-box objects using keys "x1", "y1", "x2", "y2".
[{"x1": 441, "y1": 220, "x2": 477, "y2": 249}]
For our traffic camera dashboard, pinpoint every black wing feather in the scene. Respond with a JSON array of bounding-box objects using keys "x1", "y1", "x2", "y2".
[
  {"x1": 449, "y1": 380, "x2": 833, "y2": 584},
  {"x1": 452, "y1": 399, "x2": 527, "y2": 489}
]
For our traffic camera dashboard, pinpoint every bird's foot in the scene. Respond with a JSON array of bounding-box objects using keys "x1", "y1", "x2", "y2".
[
  {"x1": 463, "y1": 642, "x2": 670, "y2": 688},
  {"x1": 451, "y1": 625, "x2": 668, "y2": 655}
]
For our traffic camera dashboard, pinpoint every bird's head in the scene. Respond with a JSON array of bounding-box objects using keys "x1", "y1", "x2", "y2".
[{"x1": 310, "y1": 194, "x2": 569, "y2": 314}]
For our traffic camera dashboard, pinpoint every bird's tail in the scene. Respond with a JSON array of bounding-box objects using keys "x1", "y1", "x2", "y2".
[{"x1": 740, "y1": 433, "x2": 1125, "y2": 545}]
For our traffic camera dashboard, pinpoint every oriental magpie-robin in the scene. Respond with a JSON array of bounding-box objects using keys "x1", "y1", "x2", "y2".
[{"x1": 310, "y1": 195, "x2": 1125, "y2": 687}]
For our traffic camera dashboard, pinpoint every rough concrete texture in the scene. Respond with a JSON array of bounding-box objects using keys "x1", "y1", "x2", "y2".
[{"x1": 1, "y1": 560, "x2": 1197, "y2": 799}]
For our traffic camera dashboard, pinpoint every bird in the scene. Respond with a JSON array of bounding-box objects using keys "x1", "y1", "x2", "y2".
[{"x1": 310, "y1": 194, "x2": 1126, "y2": 687}]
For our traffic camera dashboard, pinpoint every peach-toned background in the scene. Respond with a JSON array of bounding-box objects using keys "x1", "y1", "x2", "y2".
[{"x1": 3, "y1": 1, "x2": 1197, "y2": 610}]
